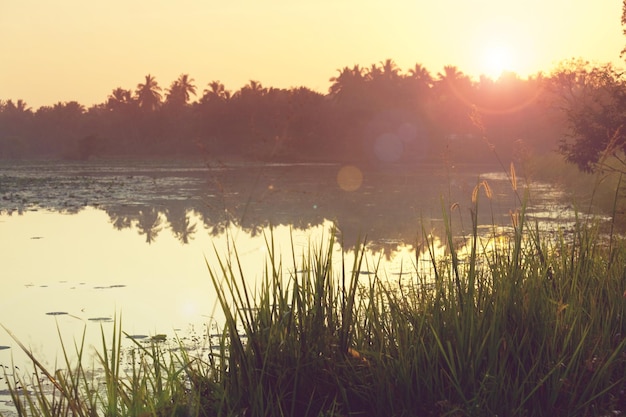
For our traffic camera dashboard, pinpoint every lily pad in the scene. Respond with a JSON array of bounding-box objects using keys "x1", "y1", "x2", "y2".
[
  {"x1": 88, "y1": 317, "x2": 113, "y2": 322},
  {"x1": 151, "y1": 334, "x2": 167, "y2": 342},
  {"x1": 94, "y1": 284, "x2": 127, "y2": 289},
  {"x1": 126, "y1": 334, "x2": 148, "y2": 340}
]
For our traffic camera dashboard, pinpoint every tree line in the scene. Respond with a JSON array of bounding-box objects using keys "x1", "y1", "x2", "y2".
[{"x1": 0, "y1": 58, "x2": 622, "y2": 169}]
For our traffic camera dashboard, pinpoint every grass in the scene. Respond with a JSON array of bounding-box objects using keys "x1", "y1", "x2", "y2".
[{"x1": 2, "y1": 185, "x2": 626, "y2": 417}]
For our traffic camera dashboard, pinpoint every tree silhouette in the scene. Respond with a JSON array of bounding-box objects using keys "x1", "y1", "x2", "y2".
[
  {"x1": 109, "y1": 212, "x2": 132, "y2": 230},
  {"x1": 135, "y1": 74, "x2": 162, "y2": 111},
  {"x1": 0, "y1": 60, "x2": 565, "y2": 164},
  {"x1": 201, "y1": 81, "x2": 231, "y2": 103},
  {"x1": 168, "y1": 207, "x2": 197, "y2": 244},
  {"x1": 107, "y1": 88, "x2": 134, "y2": 112},
  {"x1": 165, "y1": 74, "x2": 197, "y2": 106},
  {"x1": 235, "y1": 80, "x2": 267, "y2": 99},
  {"x1": 379, "y1": 58, "x2": 400, "y2": 81},
  {"x1": 408, "y1": 64, "x2": 433, "y2": 85},
  {"x1": 437, "y1": 65, "x2": 471, "y2": 87},
  {"x1": 3, "y1": 99, "x2": 31, "y2": 113},
  {"x1": 434, "y1": 66, "x2": 476, "y2": 133},
  {"x1": 328, "y1": 65, "x2": 365, "y2": 101},
  {"x1": 136, "y1": 207, "x2": 163, "y2": 244},
  {"x1": 0, "y1": 99, "x2": 33, "y2": 157},
  {"x1": 366, "y1": 64, "x2": 382, "y2": 81},
  {"x1": 549, "y1": 60, "x2": 626, "y2": 173}
]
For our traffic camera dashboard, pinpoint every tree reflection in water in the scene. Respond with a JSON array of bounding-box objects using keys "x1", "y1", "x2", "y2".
[
  {"x1": 168, "y1": 206, "x2": 197, "y2": 244},
  {"x1": 136, "y1": 207, "x2": 163, "y2": 244},
  {"x1": 0, "y1": 160, "x2": 576, "y2": 256}
]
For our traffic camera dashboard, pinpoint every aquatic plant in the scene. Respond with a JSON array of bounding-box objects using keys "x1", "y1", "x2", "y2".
[{"x1": 2, "y1": 191, "x2": 626, "y2": 417}]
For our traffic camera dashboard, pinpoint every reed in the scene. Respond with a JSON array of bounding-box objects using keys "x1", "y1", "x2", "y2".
[{"x1": 3, "y1": 189, "x2": 626, "y2": 417}]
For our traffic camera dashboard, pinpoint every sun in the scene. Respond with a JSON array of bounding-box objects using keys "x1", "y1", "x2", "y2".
[{"x1": 482, "y1": 43, "x2": 515, "y2": 79}]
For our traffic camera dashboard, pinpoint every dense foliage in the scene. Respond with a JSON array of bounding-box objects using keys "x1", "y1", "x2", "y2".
[
  {"x1": 548, "y1": 60, "x2": 626, "y2": 173},
  {"x1": 0, "y1": 63, "x2": 565, "y2": 165}
]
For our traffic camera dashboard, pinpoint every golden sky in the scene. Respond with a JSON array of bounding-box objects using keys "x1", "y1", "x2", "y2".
[{"x1": 1, "y1": 0, "x2": 624, "y2": 109}]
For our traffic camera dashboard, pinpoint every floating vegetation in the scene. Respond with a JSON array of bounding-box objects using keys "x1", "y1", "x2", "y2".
[
  {"x1": 125, "y1": 334, "x2": 148, "y2": 340},
  {"x1": 87, "y1": 317, "x2": 113, "y2": 323},
  {"x1": 45, "y1": 312, "x2": 68, "y2": 316},
  {"x1": 93, "y1": 284, "x2": 127, "y2": 290}
]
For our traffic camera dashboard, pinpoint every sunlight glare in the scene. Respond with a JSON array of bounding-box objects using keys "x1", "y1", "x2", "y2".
[{"x1": 482, "y1": 43, "x2": 514, "y2": 79}]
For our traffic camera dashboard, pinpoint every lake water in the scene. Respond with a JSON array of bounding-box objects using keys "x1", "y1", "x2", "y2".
[{"x1": 0, "y1": 159, "x2": 585, "y2": 413}]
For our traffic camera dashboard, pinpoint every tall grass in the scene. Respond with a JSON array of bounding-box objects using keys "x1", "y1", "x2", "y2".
[{"x1": 3, "y1": 193, "x2": 626, "y2": 417}]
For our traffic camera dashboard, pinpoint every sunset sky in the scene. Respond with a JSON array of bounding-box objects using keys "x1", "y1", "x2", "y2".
[{"x1": 1, "y1": 0, "x2": 624, "y2": 109}]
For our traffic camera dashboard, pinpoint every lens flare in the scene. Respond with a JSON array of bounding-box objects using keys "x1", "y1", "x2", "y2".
[
  {"x1": 337, "y1": 165, "x2": 363, "y2": 192},
  {"x1": 374, "y1": 133, "x2": 404, "y2": 162}
]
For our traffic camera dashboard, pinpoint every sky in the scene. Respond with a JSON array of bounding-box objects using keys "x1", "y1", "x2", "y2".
[{"x1": 1, "y1": 0, "x2": 624, "y2": 109}]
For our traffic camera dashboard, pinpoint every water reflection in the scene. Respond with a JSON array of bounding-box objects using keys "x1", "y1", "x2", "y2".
[
  {"x1": 136, "y1": 207, "x2": 163, "y2": 243},
  {"x1": 0, "y1": 160, "x2": 595, "y2": 399},
  {"x1": 0, "y1": 212, "x2": 338, "y2": 373},
  {"x1": 0, "y1": 159, "x2": 579, "y2": 255},
  {"x1": 0, "y1": 162, "x2": 604, "y2": 411}
]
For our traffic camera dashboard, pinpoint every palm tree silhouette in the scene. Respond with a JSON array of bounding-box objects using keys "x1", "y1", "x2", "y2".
[
  {"x1": 136, "y1": 207, "x2": 163, "y2": 244},
  {"x1": 3, "y1": 99, "x2": 31, "y2": 113},
  {"x1": 135, "y1": 74, "x2": 162, "y2": 111},
  {"x1": 437, "y1": 65, "x2": 471, "y2": 89},
  {"x1": 328, "y1": 65, "x2": 365, "y2": 100},
  {"x1": 436, "y1": 65, "x2": 473, "y2": 102},
  {"x1": 408, "y1": 64, "x2": 433, "y2": 87},
  {"x1": 235, "y1": 80, "x2": 267, "y2": 99},
  {"x1": 201, "y1": 81, "x2": 231, "y2": 103},
  {"x1": 379, "y1": 58, "x2": 400, "y2": 81},
  {"x1": 107, "y1": 88, "x2": 134, "y2": 111},
  {"x1": 108, "y1": 212, "x2": 132, "y2": 230},
  {"x1": 366, "y1": 64, "x2": 382, "y2": 81},
  {"x1": 166, "y1": 74, "x2": 197, "y2": 106},
  {"x1": 168, "y1": 207, "x2": 197, "y2": 244}
]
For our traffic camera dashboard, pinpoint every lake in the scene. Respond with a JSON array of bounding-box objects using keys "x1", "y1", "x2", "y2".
[{"x1": 0, "y1": 158, "x2": 586, "y2": 413}]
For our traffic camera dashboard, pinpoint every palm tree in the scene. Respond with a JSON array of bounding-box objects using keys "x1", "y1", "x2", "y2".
[
  {"x1": 107, "y1": 87, "x2": 134, "y2": 111},
  {"x1": 136, "y1": 207, "x2": 163, "y2": 244},
  {"x1": 405, "y1": 63, "x2": 434, "y2": 104},
  {"x1": 328, "y1": 65, "x2": 365, "y2": 99},
  {"x1": 3, "y1": 99, "x2": 31, "y2": 114},
  {"x1": 51, "y1": 101, "x2": 85, "y2": 118},
  {"x1": 135, "y1": 74, "x2": 162, "y2": 111},
  {"x1": 434, "y1": 66, "x2": 477, "y2": 135},
  {"x1": 408, "y1": 64, "x2": 433, "y2": 87},
  {"x1": 438, "y1": 65, "x2": 462, "y2": 81},
  {"x1": 366, "y1": 64, "x2": 383, "y2": 82},
  {"x1": 435, "y1": 65, "x2": 474, "y2": 101},
  {"x1": 379, "y1": 58, "x2": 400, "y2": 81},
  {"x1": 168, "y1": 208, "x2": 197, "y2": 244},
  {"x1": 437, "y1": 65, "x2": 474, "y2": 89},
  {"x1": 166, "y1": 73, "x2": 197, "y2": 106},
  {"x1": 236, "y1": 80, "x2": 267, "y2": 98},
  {"x1": 201, "y1": 81, "x2": 231, "y2": 103},
  {"x1": 108, "y1": 212, "x2": 132, "y2": 230}
]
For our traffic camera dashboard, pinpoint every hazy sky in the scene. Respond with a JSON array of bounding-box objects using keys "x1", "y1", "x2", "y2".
[{"x1": 1, "y1": 0, "x2": 624, "y2": 109}]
